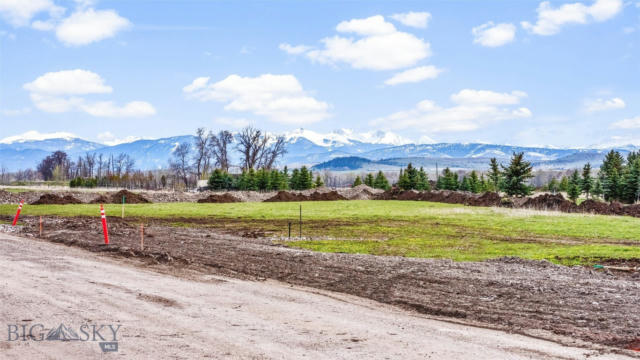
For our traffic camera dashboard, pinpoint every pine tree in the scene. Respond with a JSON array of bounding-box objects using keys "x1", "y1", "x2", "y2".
[
  {"x1": 581, "y1": 163, "x2": 593, "y2": 199},
  {"x1": 460, "y1": 176, "x2": 471, "y2": 192},
  {"x1": 440, "y1": 168, "x2": 458, "y2": 191},
  {"x1": 290, "y1": 169, "x2": 300, "y2": 190},
  {"x1": 559, "y1": 176, "x2": 569, "y2": 192},
  {"x1": 373, "y1": 171, "x2": 390, "y2": 190},
  {"x1": 592, "y1": 177, "x2": 603, "y2": 199},
  {"x1": 567, "y1": 170, "x2": 581, "y2": 203},
  {"x1": 353, "y1": 176, "x2": 363, "y2": 187},
  {"x1": 469, "y1": 170, "x2": 481, "y2": 193},
  {"x1": 417, "y1": 167, "x2": 430, "y2": 191},
  {"x1": 208, "y1": 169, "x2": 232, "y2": 190},
  {"x1": 314, "y1": 175, "x2": 324, "y2": 188},
  {"x1": 299, "y1": 166, "x2": 313, "y2": 190},
  {"x1": 623, "y1": 159, "x2": 640, "y2": 203},
  {"x1": 547, "y1": 177, "x2": 559, "y2": 194},
  {"x1": 246, "y1": 168, "x2": 258, "y2": 191},
  {"x1": 398, "y1": 168, "x2": 410, "y2": 190},
  {"x1": 488, "y1": 158, "x2": 502, "y2": 192},
  {"x1": 603, "y1": 168, "x2": 621, "y2": 202},
  {"x1": 256, "y1": 168, "x2": 271, "y2": 191},
  {"x1": 364, "y1": 173, "x2": 375, "y2": 187},
  {"x1": 501, "y1": 152, "x2": 533, "y2": 197}
]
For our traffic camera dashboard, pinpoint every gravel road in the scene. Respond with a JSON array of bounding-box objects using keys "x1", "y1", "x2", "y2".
[{"x1": 0, "y1": 233, "x2": 634, "y2": 359}]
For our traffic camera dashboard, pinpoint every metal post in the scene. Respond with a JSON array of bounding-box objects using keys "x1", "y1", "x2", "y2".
[{"x1": 288, "y1": 222, "x2": 291, "y2": 239}]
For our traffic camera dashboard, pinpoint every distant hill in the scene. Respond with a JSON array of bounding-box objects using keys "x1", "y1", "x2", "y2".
[{"x1": 0, "y1": 129, "x2": 635, "y2": 172}]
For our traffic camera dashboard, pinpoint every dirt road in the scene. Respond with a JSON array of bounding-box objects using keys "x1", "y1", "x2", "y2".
[{"x1": 0, "y1": 233, "x2": 632, "y2": 359}]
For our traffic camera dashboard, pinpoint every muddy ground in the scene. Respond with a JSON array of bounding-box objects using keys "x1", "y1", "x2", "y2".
[{"x1": 3, "y1": 214, "x2": 639, "y2": 353}]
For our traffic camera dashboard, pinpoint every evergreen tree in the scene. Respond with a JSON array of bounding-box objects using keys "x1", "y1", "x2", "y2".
[
  {"x1": 441, "y1": 168, "x2": 458, "y2": 191},
  {"x1": 603, "y1": 168, "x2": 621, "y2": 202},
  {"x1": 460, "y1": 176, "x2": 471, "y2": 192},
  {"x1": 501, "y1": 152, "x2": 533, "y2": 197},
  {"x1": 246, "y1": 168, "x2": 258, "y2": 191},
  {"x1": 397, "y1": 168, "x2": 410, "y2": 190},
  {"x1": 623, "y1": 159, "x2": 640, "y2": 203},
  {"x1": 417, "y1": 167, "x2": 430, "y2": 190},
  {"x1": 592, "y1": 177, "x2": 603, "y2": 199},
  {"x1": 469, "y1": 170, "x2": 481, "y2": 193},
  {"x1": 364, "y1": 173, "x2": 375, "y2": 187},
  {"x1": 290, "y1": 169, "x2": 300, "y2": 190},
  {"x1": 547, "y1": 177, "x2": 559, "y2": 194},
  {"x1": 567, "y1": 170, "x2": 581, "y2": 203},
  {"x1": 373, "y1": 171, "x2": 390, "y2": 190},
  {"x1": 314, "y1": 175, "x2": 324, "y2": 188},
  {"x1": 256, "y1": 168, "x2": 270, "y2": 191},
  {"x1": 406, "y1": 163, "x2": 419, "y2": 189},
  {"x1": 353, "y1": 176, "x2": 363, "y2": 187},
  {"x1": 488, "y1": 158, "x2": 502, "y2": 192},
  {"x1": 559, "y1": 176, "x2": 569, "y2": 192},
  {"x1": 208, "y1": 169, "x2": 232, "y2": 190},
  {"x1": 299, "y1": 166, "x2": 313, "y2": 190},
  {"x1": 581, "y1": 163, "x2": 593, "y2": 199}
]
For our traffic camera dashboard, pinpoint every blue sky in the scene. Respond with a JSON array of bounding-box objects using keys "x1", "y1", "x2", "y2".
[{"x1": 0, "y1": 0, "x2": 638, "y2": 148}]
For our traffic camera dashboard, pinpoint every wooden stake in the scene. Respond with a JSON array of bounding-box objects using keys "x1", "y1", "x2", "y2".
[
  {"x1": 140, "y1": 223, "x2": 144, "y2": 251},
  {"x1": 39, "y1": 216, "x2": 42, "y2": 237},
  {"x1": 121, "y1": 195, "x2": 125, "y2": 218}
]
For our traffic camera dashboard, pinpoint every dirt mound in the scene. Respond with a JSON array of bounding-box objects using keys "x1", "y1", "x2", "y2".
[
  {"x1": 264, "y1": 190, "x2": 346, "y2": 202},
  {"x1": 111, "y1": 190, "x2": 151, "y2": 204},
  {"x1": 622, "y1": 203, "x2": 640, "y2": 217},
  {"x1": 466, "y1": 192, "x2": 502, "y2": 207},
  {"x1": 31, "y1": 194, "x2": 83, "y2": 205},
  {"x1": 521, "y1": 194, "x2": 577, "y2": 212},
  {"x1": 89, "y1": 195, "x2": 110, "y2": 204},
  {"x1": 339, "y1": 184, "x2": 383, "y2": 200},
  {"x1": 579, "y1": 199, "x2": 617, "y2": 215},
  {"x1": 197, "y1": 193, "x2": 241, "y2": 203}
]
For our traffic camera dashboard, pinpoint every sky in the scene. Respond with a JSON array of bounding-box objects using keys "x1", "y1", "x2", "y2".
[{"x1": 0, "y1": 0, "x2": 639, "y2": 148}]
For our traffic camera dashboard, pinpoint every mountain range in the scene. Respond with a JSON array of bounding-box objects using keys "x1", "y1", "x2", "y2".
[{"x1": 0, "y1": 129, "x2": 635, "y2": 172}]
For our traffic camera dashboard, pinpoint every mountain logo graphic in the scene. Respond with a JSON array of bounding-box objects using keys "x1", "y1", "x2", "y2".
[{"x1": 45, "y1": 324, "x2": 80, "y2": 341}]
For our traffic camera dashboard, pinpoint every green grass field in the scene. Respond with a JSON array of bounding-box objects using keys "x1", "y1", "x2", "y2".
[{"x1": 1, "y1": 200, "x2": 638, "y2": 265}]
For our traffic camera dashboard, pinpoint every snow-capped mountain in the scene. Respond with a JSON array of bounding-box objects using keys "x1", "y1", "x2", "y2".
[{"x1": 0, "y1": 130, "x2": 636, "y2": 172}]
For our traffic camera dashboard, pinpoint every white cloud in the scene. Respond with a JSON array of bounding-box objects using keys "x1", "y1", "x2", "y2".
[
  {"x1": 336, "y1": 15, "x2": 397, "y2": 35},
  {"x1": 183, "y1": 74, "x2": 330, "y2": 125},
  {"x1": 0, "y1": 0, "x2": 63, "y2": 27},
  {"x1": 390, "y1": 11, "x2": 431, "y2": 29},
  {"x1": 522, "y1": 0, "x2": 623, "y2": 36},
  {"x1": 293, "y1": 15, "x2": 430, "y2": 71},
  {"x1": 0, "y1": 130, "x2": 76, "y2": 144},
  {"x1": 472, "y1": 22, "x2": 516, "y2": 47},
  {"x1": 24, "y1": 69, "x2": 155, "y2": 117},
  {"x1": 610, "y1": 115, "x2": 640, "y2": 129},
  {"x1": 584, "y1": 97, "x2": 626, "y2": 112},
  {"x1": 371, "y1": 89, "x2": 531, "y2": 133},
  {"x1": 450, "y1": 89, "x2": 527, "y2": 105},
  {"x1": 24, "y1": 69, "x2": 112, "y2": 95},
  {"x1": 55, "y1": 8, "x2": 130, "y2": 46},
  {"x1": 80, "y1": 101, "x2": 156, "y2": 117},
  {"x1": 0, "y1": 107, "x2": 31, "y2": 116},
  {"x1": 384, "y1": 65, "x2": 443, "y2": 85},
  {"x1": 279, "y1": 43, "x2": 313, "y2": 55}
]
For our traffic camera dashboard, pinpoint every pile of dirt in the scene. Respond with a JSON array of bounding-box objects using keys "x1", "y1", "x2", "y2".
[
  {"x1": 111, "y1": 190, "x2": 151, "y2": 204},
  {"x1": 264, "y1": 190, "x2": 347, "y2": 202},
  {"x1": 466, "y1": 191, "x2": 502, "y2": 207},
  {"x1": 578, "y1": 199, "x2": 617, "y2": 215},
  {"x1": 30, "y1": 194, "x2": 83, "y2": 205},
  {"x1": 339, "y1": 184, "x2": 384, "y2": 200},
  {"x1": 197, "y1": 193, "x2": 241, "y2": 203},
  {"x1": 89, "y1": 195, "x2": 110, "y2": 204},
  {"x1": 521, "y1": 193, "x2": 578, "y2": 212}
]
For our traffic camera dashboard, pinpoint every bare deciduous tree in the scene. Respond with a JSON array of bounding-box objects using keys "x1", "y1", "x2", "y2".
[
  {"x1": 209, "y1": 130, "x2": 234, "y2": 172},
  {"x1": 235, "y1": 127, "x2": 287, "y2": 170},
  {"x1": 170, "y1": 143, "x2": 192, "y2": 187},
  {"x1": 193, "y1": 128, "x2": 210, "y2": 179}
]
